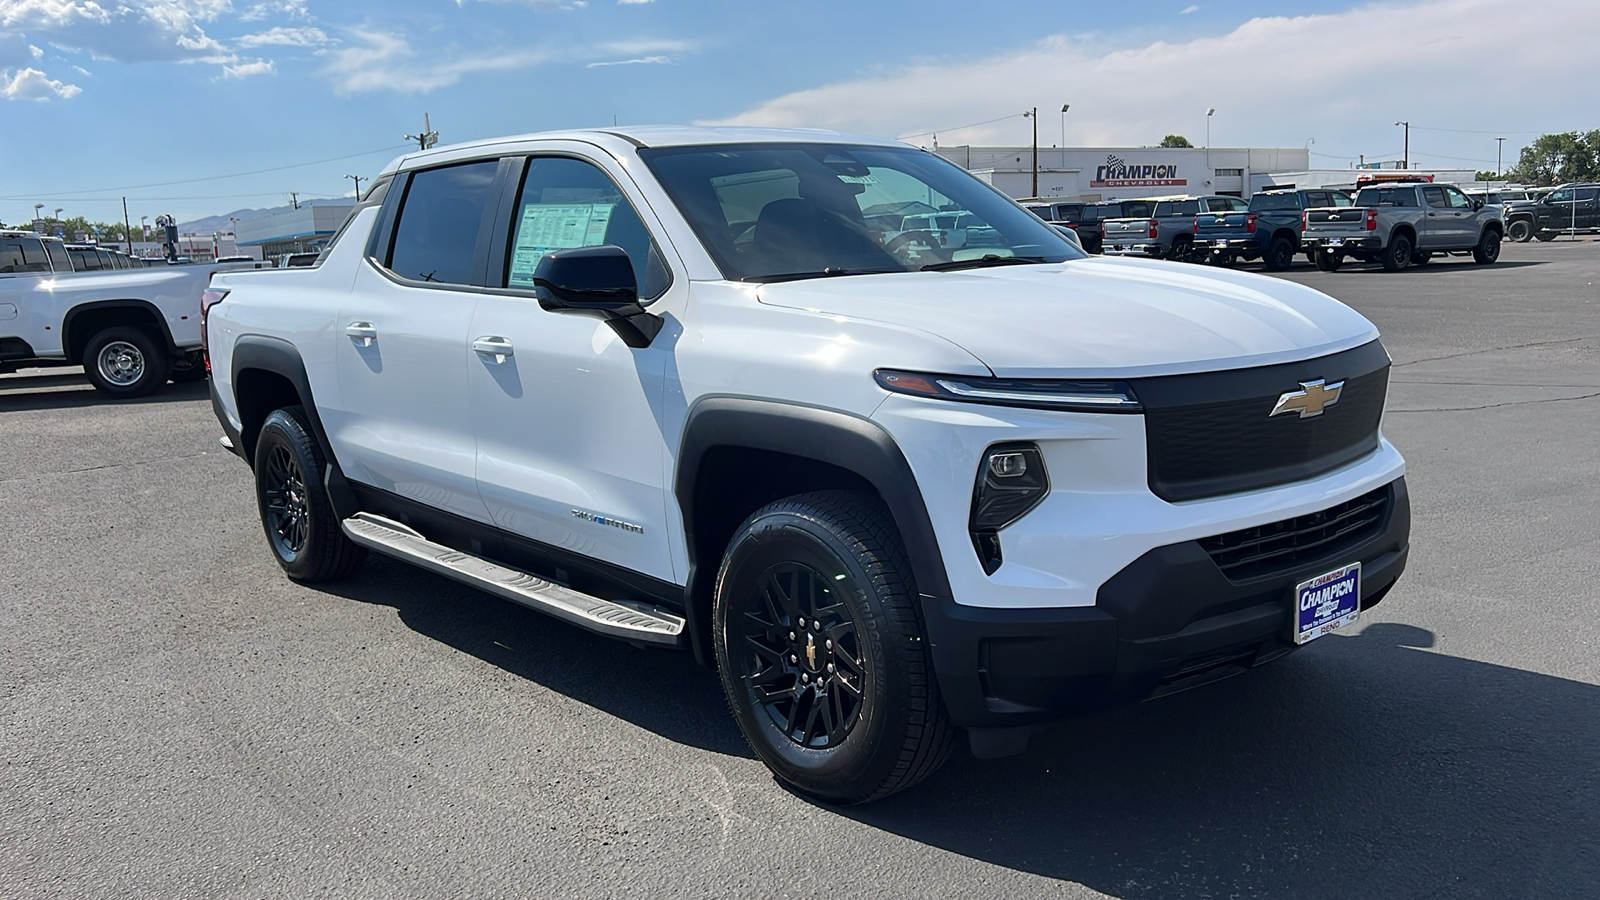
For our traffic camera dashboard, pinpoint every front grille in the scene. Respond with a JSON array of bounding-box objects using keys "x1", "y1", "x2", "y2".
[
  {"x1": 1199, "y1": 486, "x2": 1391, "y2": 582},
  {"x1": 1130, "y1": 341, "x2": 1391, "y2": 502}
]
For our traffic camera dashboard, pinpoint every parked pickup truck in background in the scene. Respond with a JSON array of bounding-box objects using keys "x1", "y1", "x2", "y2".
[
  {"x1": 1524, "y1": 183, "x2": 1600, "y2": 241},
  {"x1": 1101, "y1": 195, "x2": 1248, "y2": 263},
  {"x1": 1194, "y1": 189, "x2": 1351, "y2": 270},
  {"x1": 1, "y1": 229, "x2": 218, "y2": 395},
  {"x1": 1302, "y1": 182, "x2": 1503, "y2": 272},
  {"x1": 1022, "y1": 198, "x2": 1154, "y2": 254}
]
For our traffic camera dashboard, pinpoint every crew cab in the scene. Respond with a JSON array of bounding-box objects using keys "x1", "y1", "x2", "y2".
[
  {"x1": 1100, "y1": 195, "x2": 1248, "y2": 263},
  {"x1": 1523, "y1": 183, "x2": 1600, "y2": 240},
  {"x1": 206, "y1": 127, "x2": 1410, "y2": 803},
  {"x1": 1, "y1": 229, "x2": 215, "y2": 394},
  {"x1": 1194, "y1": 189, "x2": 1350, "y2": 270},
  {"x1": 1303, "y1": 182, "x2": 1504, "y2": 271}
]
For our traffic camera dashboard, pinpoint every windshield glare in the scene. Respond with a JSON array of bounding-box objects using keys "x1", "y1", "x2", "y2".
[{"x1": 640, "y1": 143, "x2": 1084, "y2": 281}]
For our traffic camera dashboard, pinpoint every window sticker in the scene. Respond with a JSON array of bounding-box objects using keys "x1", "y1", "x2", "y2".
[{"x1": 508, "y1": 202, "x2": 615, "y2": 287}]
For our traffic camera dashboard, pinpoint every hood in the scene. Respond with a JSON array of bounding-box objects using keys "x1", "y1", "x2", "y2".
[{"x1": 755, "y1": 257, "x2": 1379, "y2": 378}]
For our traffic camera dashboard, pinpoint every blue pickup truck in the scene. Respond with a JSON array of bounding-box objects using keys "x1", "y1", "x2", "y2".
[{"x1": 1194, "y1": 188, "x2": 1353, "y2": 270}]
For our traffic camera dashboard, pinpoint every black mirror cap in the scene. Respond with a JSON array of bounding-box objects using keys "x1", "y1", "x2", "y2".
[{"x1": 533, "y1": 244, "x2": 639, "y2": 310}]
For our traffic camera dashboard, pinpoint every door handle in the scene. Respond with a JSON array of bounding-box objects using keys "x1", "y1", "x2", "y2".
[
  {"x1": 472, "y1": 336, "x2": 515, "y2": 364},
  {"x1": 345, "y1": 322, "x2": 377, "y2": 346}
]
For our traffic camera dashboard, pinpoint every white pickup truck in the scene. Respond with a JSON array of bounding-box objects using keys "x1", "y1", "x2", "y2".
[{"x1": 1, "y1": 230, "x2": 216, "y2": 396}]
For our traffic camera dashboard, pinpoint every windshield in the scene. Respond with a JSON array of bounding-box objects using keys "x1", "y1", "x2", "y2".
[
  {"x1": 1250, "y1": 193, "x2": 1300, "y2": 211},
  {"x1": 640, "y1": 143, "x2": 1083, "y2": 281}
]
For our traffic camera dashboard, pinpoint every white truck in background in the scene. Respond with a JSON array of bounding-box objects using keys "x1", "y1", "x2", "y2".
[{"x1": 1, "y1": 229, "x2": 217, "y2": 396}]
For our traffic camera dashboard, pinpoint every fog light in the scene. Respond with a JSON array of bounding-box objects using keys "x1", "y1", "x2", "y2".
[
  {"x1": 970, "y1": 443, "x2": 1049, "y2": 574},
  {"x1": 989, "y1": 451, "x2": 1028, "y2": 478}
]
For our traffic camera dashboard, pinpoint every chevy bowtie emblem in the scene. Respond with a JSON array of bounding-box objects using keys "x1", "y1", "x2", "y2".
[
  {"x1": 1270, "y1": 379, "x2": 1344, "y2": 418},
  {"x1": 806, "y1": 633, "x2": 817, "y2": 669}
]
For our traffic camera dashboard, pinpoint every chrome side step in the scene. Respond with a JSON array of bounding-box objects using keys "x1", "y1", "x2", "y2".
[{"x1": 340, "y1": 512, "x2": 685, "y2": 646}]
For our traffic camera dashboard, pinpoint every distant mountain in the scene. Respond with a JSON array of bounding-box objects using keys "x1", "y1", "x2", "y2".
[{"x1": 178, "y1": 205, "x2": 289, "y2": 235}]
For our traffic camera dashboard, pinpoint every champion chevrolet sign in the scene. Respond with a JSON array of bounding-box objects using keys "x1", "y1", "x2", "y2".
[{"x1": 1090, "y1": 154, "x2": 1187, "y2": 189}]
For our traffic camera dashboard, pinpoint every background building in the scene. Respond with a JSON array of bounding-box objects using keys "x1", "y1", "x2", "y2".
[
  {"x1": 933, "y1": 145, "x2": 1312, "y2": 200},
  {"x1": 234, "y1": 200, "x2": 355, "y2": 261}
]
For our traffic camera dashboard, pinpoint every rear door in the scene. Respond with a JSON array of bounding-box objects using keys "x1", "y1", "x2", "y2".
[
  {"x1": 330, "y1": 158, "x2": 499, "y2": 523},
  {"x1": 1578, "y1": 187, "x2": 1600, "y2": 229},
  {"x1": 465, "y1": 150, "x2": 680, "y2": 583}
]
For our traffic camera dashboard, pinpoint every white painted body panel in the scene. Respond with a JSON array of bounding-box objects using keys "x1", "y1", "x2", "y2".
[
  {"x1": 0, "y1": 266, "x2": 211, "y2": 358},
  {"x1": 208, "y1": 126, "x2": 1406, "y2": 612}
]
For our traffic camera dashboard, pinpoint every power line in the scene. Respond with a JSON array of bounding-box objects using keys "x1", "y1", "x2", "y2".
[
  {"x1": 898, "y1": 113, "x2": 1027, "y2": 141},
  {"x1": 0, "y1": 145, "x2": 409, "y2": 200},
  {"x1": 1408, "y1": 125, "x2": 1546, "y2": 135}
]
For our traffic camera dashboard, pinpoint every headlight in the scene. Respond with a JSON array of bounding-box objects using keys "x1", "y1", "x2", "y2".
[
  {"x1": 875, "y1": 369, "x2": 1141, "y2": 412},
  {"x1": 970, "y1": 443, "x2": 1050, "y2": 574}
]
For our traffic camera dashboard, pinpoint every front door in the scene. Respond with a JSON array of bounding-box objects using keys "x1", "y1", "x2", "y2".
[
  {"x1": 1419, "y1": 185, "x2": 1463, "y2": 248},
  {"x1": 467, "y1": 152, "x2": 680, "y2": 583},
  {"x1": 329, "y1": 159, "x2": 501, "y2": 523}
]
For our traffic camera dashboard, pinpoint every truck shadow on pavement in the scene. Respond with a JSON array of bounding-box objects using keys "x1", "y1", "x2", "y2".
[
  {"x1": 0, "y1": 375, "x2": 209, "y2": 410},
  {"x1": 845, "y1": 621, "x2": 1600, "y2": 898},
  {"x1": 316, "y1": 554, "x2": 754, "y2": 759},
  {"x1": 1308, "y1": 258, "x2": 1548, "y2": 275}
]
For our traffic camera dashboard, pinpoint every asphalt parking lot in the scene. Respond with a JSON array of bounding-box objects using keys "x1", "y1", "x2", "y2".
[{"x1": 3, "y1": 240, "x2": 1598, "y2": 899}]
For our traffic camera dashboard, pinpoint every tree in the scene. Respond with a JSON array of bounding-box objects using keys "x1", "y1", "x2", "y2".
[
  {"x1": 1503, "y1": 130, "x2": 1600, "y2": 185},
  {"x1": 1159, "y1": 134, "x2": 1194, "y2": 148},
  {"x1": 1475, "y1": 171, "x2": 1499, "y2": 181}
]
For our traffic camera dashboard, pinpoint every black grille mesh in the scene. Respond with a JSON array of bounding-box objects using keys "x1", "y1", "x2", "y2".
[{"x1": 1199, "y1": 486, "x2": 1391, "y2": 581}]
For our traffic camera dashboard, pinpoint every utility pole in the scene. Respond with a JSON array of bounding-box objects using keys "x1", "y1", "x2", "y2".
[
  {"x1": 289, "y1": 192, "x2": 299, "y2": 210},
  {"x1": 1206, "y1": 108, "x2": 1215, "y2": 188},
  {"x1": 404, "y1": 112, "x2": 439, "y2": 152},
  {"x1": 1022, "y1": 107, "x2": 1038, "y2": 197},
  {"x1": 1395, "y1": 121, "x2": 1410, "y2": 169},
  {"x1": 345, "y1": 174, "x2": 364, "y2": 201},
  {"x1": 122, "y1": 197, "x2": 134, "y2": 254},
  {"x1": 1496, "y1": 137, "x2": 1505, "y2": 178}
]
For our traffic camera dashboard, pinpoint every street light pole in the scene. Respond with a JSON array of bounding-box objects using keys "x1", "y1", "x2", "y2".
[
  {"x1": 1496, "y1": 137, "x2": 1505, "y2": 178},
  {"x1": 1059, "y1": 103, "x2": 1070, "y2": 149},
  {"x1": 1206, "y1": 108, "x2": 1215, "y2": 188},
  {"x1": 1395, "y1": 121, "x2": 1410, "y2": 169},
  {"x1": 1022, "y1": 107, "x2": 1038, "y2": 197}
]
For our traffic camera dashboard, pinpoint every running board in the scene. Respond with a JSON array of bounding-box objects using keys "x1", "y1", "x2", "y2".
[{"x1": 340, "y1": 512, "x2": 685, "y2": 646}]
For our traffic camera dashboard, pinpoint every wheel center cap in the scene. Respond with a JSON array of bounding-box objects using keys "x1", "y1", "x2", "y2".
[{"x1": 805, "y1": 633, "x2": 817, "y2": 670}]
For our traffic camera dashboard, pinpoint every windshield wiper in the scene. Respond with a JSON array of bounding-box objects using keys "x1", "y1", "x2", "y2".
[
  {"x1": 920, "y1": 255, "x2": 1050, "y2": 272},
  {"x1": 745, "y1": 267, "x2": 900, "y2": 284}
]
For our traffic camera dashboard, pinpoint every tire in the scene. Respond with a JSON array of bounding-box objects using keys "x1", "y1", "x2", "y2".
[
  {"x1": 1380, "y1": 233, "x2": 1413, "y2": 272},
  {"x1": 1210, "y1": 252, "x2": 1237, "y2": 267},
  {"x1": 713, "y1": 490, "x2": 955, "y2": 804},
  {"x1": 1473, "y1": 228, "x2": 1501, "y2": 265},
  {"x1": 1263, "y1": 236, "x2": 1295, "y2": 271},
  {"x1": 82, "y1": 326, "x2": 168, "y2": 399},
  {"x1": 1167, "y1": 236, "x2": 1194, "y2": 263},
  {"x1": 254, "y1": 406, "x2": 366, "y2": 583},
  {"x1": 1315, "y1": 251, "x2": 1343, "y2": 272},
  {"x1": 1411, "y1": 251, "x2": 1433, "y2": 265},
  {"x1": 1508, "y1": 219, "x2": 1533, "y2": 242},
  {"x1": 1534, "y1": 230, "x2": 1557, "y2": 242},
  {"x1": 169, "y1": 350, "x2": 208, "y2": 383}
]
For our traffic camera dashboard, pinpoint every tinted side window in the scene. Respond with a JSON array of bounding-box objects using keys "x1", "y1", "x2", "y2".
[
  {"x1": 1156, "y1": 200, "x2": 1199, "y2": 216},
  {"x1": 504, "y1": 156, "x2": 671, "y2": 300},
  {"x1": 1545, "y1": 188, "x2": 1574, "y2": 203},
  {"x1": 45, "y1": 241, "x2": 70, "y2": 270},
  {"x1": 1249, "y1": 193, "x2": 1299, "y2": 211},
  {"x1": 1422, "y1": 186, "x2": 1449, "y2": 208},
  {"x1": 0, "y1": 238, "x2": 52, "y2": 273},
  {"x1": 1444, "y1": 188, "x2": 1473, "y2": 209},
  {"x1": 387, "y1": 160, "x2": 499, "y2": 285},
  {"x1": 1330, "y1": 192, "x2": 1354, "y2": 207},
  {"x1": 1578, "y1": 188, "x2": 1598, "y2": 202},
  {"x1": 1121, "y1": 200, "x2": 1153, "y2": 218}
]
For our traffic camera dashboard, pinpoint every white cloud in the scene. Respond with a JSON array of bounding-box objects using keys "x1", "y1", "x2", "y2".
[
  {"x1": 320, "y1": 29, "x2": 550, "y2": 95},
  {"x1": 706, "y1": 0, "x2": 1600, "y2": 168},
  {"x1": 0, "y1": 0, "x2": 228, "y2": 63},
  {"x1": 1, "y1": 64, "x2": 79, "y2": 99},
  {"x1": 618, "y1": 0, "x2": 654, "y2": 4},
  {"x1": 586, "y1": 54, "x2": 668, "y2": 67},
  {"x1": 222, "y1": 57, "x2": 273, "y2": 77},
  {"x1": 28, "y1": 41, "x2": 39, "y2": 56},
  {"x1": 1181, "y1": 4, "x2": 1199, "y2": 13},
  {"x1": 236, "y1": 25, "x2": 328, "y2": 47},
  {"x1": 238, "y1": 0, "x2": 307, "y2": 21}
]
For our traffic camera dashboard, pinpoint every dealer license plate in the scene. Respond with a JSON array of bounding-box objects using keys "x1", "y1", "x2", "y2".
[
  {"x1": 1211, "y1": 239, "x2": 1230, "y2": 247},
  {"x1": 1294, "y1": 563, "x2": 1360, "y2": 645}
]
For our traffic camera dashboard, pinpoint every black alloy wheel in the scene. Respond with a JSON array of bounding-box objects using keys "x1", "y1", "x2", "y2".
[
  {"x1": 713, "y1": 491, "x2": 954, "y2": 803},
  {"x1": 1264, "y1": 236, "x2": 1295, "y2": 271},
  {"x1": 1167, "y1": 236, "x2": 1194, "y2": 263},
  {"x1": 1473, "y1": 228, "x2": 1502, "y2": 264},
  {"x1": 253, "y1": 406, "x2": 366, "y2": 582},
  {"x1": 1381, "y1": 233, "x2": 1413, "y2": 271},
  {"x1": 1508, "y1": 219, "x2": 1533, "y2": 242},
  {"x1": 739, "y1": 561, "x2": 868, "y2": 750}
]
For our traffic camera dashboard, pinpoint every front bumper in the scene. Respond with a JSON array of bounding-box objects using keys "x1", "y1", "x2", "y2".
[
  {"x1": 922, "y1": 476, "x2": 1410, "y2": 737},
  {"x1": 1101, "y1": 242, "x2": 1165, "y2": 258},
  {"x1": 1305, "y1": 235, "x2": 1382, "y2": 252}
]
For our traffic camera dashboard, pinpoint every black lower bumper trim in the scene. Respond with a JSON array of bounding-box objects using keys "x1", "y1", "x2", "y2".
[{"x1": 922, "y1": 476, "x2": 1410, "y2": 732}]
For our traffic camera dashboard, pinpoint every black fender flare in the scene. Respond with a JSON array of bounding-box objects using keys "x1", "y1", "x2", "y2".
[
  {"x1": 63, "y1": 299, "x2": 179, "y2": 356},
  {"x1": 675, "y1": 397, "x2": 953, "y2": 662},
  {"x1": 229, "y1": 334, "x2": 359, "y2": 518}
]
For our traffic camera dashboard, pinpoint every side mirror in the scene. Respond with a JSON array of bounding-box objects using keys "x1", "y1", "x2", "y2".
[
  {"x1": 1472, "y1": 199, "x2": 1484, "y2": 210},
  {"x1": 533, "y1": 245, "x2": 662, "y2": 348}
]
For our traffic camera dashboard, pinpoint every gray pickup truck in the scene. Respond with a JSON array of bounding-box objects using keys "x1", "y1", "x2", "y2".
[
  {"x1": 1100, "y1": 195, "x2": 1248, "y2": 263},
  {"x1": 1302, "y1": 182, "x2": 1503, "y2": 272}
]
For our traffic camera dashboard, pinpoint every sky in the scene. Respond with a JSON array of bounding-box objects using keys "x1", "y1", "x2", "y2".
[{"x1": 1, "y1": 0, "x2": 1596, "y2": 227}]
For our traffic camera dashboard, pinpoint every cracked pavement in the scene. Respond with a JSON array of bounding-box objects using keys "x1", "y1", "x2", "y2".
[{"x1": 2, "y1": 240, "x2": 1597, "y2": 899}]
